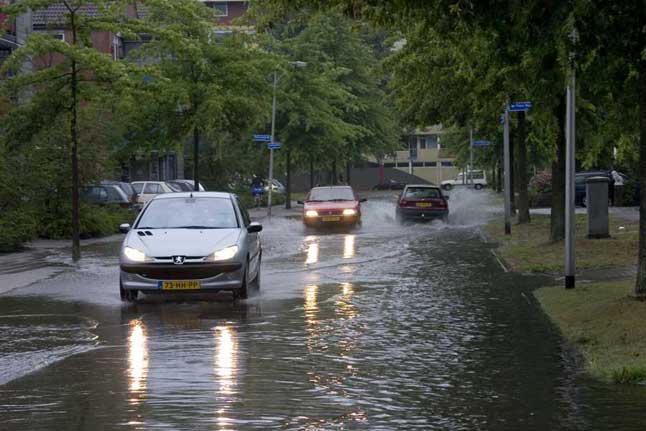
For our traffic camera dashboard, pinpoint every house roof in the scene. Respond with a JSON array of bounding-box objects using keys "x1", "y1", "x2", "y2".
[{"x1": 32, "y1": 4, "x2": 100, "y2": 29}]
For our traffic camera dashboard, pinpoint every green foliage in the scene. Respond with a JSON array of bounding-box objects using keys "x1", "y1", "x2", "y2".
[
  {"x1": 0, "y1": 208, "x2": 38, "y2": 253},
  {"x1": 39, "y1": 205, "x2": 135, "y2": 240}
]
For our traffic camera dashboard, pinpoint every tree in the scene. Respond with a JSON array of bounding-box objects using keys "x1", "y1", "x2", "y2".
[{"x1": 1, "y1": 0, "x2": 139, "y2": 260}]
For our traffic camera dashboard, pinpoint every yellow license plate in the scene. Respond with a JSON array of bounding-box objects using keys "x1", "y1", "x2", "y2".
[
  {"x1": 322, "y1": 216, "x2": 341, "y2": 222},
  {"x1": 160, "y1": 280, "x2": 201, "y2": 290},
  {"x1": 416, "y1": 202, "x2": 432, "y2": 207}
]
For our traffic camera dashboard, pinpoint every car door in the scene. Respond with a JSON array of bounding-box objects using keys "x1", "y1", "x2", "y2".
[{"x1": 237, "y1": 198, "x2": 261, "y2": 280}]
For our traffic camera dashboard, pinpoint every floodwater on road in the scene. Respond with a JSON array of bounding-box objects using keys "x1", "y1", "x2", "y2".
[{"x1": 1, "y1": 190, "x2": 646, "y2": 430}]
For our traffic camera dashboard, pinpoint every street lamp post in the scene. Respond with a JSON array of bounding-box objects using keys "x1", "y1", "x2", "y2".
[
  {"x1": 267, "y1": 61, "x2": 307, "y2": 218},
  {"x1": 565, "y1": 29, "x2": 578, "y2": 289}
]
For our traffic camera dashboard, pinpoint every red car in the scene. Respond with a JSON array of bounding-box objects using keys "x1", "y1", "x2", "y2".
[
  {"x1": 396, "y1": 184, "x2": 449, "y2": 222},
  {"x1": 299, "y1": 186, "x2": 366, "y2": 227}
]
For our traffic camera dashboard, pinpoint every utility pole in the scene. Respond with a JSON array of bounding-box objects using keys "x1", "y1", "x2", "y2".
[
  {"x1": 469, "y1": 128, "x2": 474, "y2": 186},
  {"x1": 267, "y1": 71, "x2": 277, "y2": 218},
  {"x1": 503, "y1": 107, "x2": 512, "y2": 235},
  {"x1": 565, "y1": 29, "x2": 577, "y2": 289}
]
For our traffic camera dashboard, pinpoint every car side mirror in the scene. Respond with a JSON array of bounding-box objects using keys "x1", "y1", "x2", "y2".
[
  {"x1": 297, "y1": 200, "x2": 304, "y2": 205},
  {"x1": 119, "y1": 223, "x2": 131, "y2": 234},
  {"x1": 247, "y1": 222, "x2": 263, "y2": 233},
  {"x1": 360, "y1": 198, "x2": 367, "y2": 203},
  {"x1": 444, "y1": 195, "x2": 450, "y2": 200}
]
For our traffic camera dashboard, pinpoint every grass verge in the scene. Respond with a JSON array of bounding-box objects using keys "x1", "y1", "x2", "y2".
[
  {"x1": 484, "y1": 214, "x2": 638, "y2": 273},
  {"x1": 535, "y1": 281, "x2": 646, "y2": 383}
]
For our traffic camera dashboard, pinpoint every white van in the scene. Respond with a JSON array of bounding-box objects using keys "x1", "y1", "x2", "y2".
[{"x1": 441, "y1": 170, "x2": 487, "y2": 190}]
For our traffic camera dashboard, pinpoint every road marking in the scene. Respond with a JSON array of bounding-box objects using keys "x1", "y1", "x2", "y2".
[{"x1": 490, "y1": 249, "x2": 509, "y2": 273}]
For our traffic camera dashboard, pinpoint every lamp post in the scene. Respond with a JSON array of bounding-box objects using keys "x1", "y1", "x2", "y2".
[
  {"x1": 565, "y1": 29, "x2": 578, "y2": 289},
  {"x1": 267, "y1": 61, "x2": 307, "y2": 218}
]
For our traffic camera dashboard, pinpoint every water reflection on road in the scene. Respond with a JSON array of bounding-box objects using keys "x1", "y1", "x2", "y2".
[{"x1": 1, "y1": 191, "x2": 646, "y2": 430}]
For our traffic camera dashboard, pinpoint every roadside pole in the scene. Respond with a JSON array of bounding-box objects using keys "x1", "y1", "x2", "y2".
[
  {"x1": 469, "y1": 128, "x2": 474, "y2": 186},
  {"x1": 267, "y1": 71, "x2": 277, "y2": 218},
  {"x1": 503, "y1": 109, "x2": 512, "y2": 235},
  {"x1": 565, "y1": 32, "x2": 577, "y2": 289}
]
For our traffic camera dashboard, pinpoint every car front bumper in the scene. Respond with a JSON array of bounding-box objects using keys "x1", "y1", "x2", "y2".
[
  {"x1": 303, "y1": 215, "x2": 360, "y2": 227},
  {"x1": 120, "y1": 262, "x2": 244, "y2": 293}
]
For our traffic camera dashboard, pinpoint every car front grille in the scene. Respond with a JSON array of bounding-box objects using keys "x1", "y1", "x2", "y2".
[{"x1": 122, "y1": 263, "x2": 242, "y2": 280}]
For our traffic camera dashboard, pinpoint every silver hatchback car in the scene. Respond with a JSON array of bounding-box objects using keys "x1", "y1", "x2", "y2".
[{"x1": 118, "y1": 192, "x2": 262, "y2": 302}]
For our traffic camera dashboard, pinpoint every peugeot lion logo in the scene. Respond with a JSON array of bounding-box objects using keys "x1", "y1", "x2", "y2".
[{"x1": 173, "y1": 256, "x2": 185, "y2": 265}]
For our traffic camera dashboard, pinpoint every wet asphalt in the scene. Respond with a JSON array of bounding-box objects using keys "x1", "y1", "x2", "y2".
[{"x1": 1, "y1": 190, "x2": 646, "y2": 430}]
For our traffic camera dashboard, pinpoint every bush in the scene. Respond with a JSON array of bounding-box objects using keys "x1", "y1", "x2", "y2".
[
  {"x1": 39, "y1": 205, "x2": 135, "y2": 240},
  {"x1": 233, "y1": 186, "x2": 286, "y2": 210},
  {"x1": 0, "y1": 208, "x2": 38, "y2": 253}
]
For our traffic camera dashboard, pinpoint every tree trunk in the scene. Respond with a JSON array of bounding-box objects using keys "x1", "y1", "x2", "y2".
[
  {"x1": 70, "y1": 13, "x2": 80, "y2": 262},
  {"x1": 193, "y1": 126, "x2": 199, "y2": 191},
  {"x1": 497, "y1": 159, "x2": 503, "y2": 192},
  {"x1": 331, "y1": 160, "x2": 337, "y2": 185},
  {"x1": 517, "y1": 111, "x2": 531, "y2": 223},
  {"x1": 550, "y1": 96, "x2": 567, "y2": 242},
  {"x1": 635, "y1": 32, "x2": 646, "y2": 295},
  {"x1": 346, "y1": 161, "x2": 351, "y2": 186},
  {"x1": 309, "y1": 155, "x2": 314, "y2": 189},
  {"x1": 285, "y1": 149, "x2": 291, "y2": 209},
  {"x1": 509, "y1": 132, "x2": 516, "y2": 214}
]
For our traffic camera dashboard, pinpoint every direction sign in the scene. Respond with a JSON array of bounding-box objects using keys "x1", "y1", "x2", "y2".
[
  {"x1": 472, "y1": 140, "x2": 491, "y2": 147},
  {"x1": 508, "y1": 101, "x2": 532, "y2": 112},
  {"x1": 254, "y1": 134, "x2": 271, "y2": 142},
  {"x1": 268, "y1": 142, "x2": 281, "y2": 150}
]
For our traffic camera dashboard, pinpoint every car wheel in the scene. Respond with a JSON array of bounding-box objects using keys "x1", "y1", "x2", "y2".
[
  {"x1": 442, "y1": 184, "x2": 452, "y2": 191},
  {"x1": 234, "y1": 261, "x2": 250, "y2": 300},
  {"x1": 120, "y1": 281, "x2": 138, "y2": 302},
  {"x1": 474, "y1": 184, "x2": 483, "y2": 190}
]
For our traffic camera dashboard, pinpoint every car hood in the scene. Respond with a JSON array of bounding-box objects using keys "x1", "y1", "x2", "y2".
[
  {"x1": 125, "y1": 228, "x2": 240, "y2": 257},
  {"x1": 304, "y1": 201, "x2": 358, "y2": 210}
]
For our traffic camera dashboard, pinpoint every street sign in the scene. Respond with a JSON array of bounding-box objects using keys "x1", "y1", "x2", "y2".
[
  {"x1": 508, "y1": 101, "x2": 533, "y2": 112},
  {"x1": 268, "y1": 142, "x2": 281, "y2": 150},
  {"x1": 254, "y1": 134, "x2": 272, "y2": 142},
  {"x1": 472, "y1": 140, "x2": 491, "y2": 147}
]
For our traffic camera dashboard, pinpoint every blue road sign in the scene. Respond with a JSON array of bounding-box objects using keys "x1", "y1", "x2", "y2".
[
  {"x1": 254, "y1": 134, "x2": 272, "y2": 142},
  {"x1": 472, "y1": 140, "x2": 491, "y2": 147},
  {"x1": 268, "y1": 142, "x2": 281, "y2": 150},
  {"x1": 508, "y1": 101, "x2": 532, "y2": 112}
]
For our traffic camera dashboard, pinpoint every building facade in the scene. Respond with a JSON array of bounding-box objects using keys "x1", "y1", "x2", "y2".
[{"x1": 381, "y1": 126, "x2": 459, "y2": 185}]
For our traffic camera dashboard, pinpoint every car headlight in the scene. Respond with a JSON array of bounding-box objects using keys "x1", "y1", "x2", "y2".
[
  {"x1": 209, "y1": 245, "x2": 239, "y2": 261},
  {"x1": 124, "y1": 246, "x2": 148, "y2": 263},
  {"x1": 305, "y1": 210, "x2": 318, "y2": 217},
  {"x1": 343, "y1": 208, "x2": 356, "y2": 216}
]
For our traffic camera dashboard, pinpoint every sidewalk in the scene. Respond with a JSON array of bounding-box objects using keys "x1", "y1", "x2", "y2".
[
  {"x1": 0, "y1": 234, "x2": 122, "y2": 295},
  {"x1": 248, "y1": 202, "x2": 302, "y2": 221}
]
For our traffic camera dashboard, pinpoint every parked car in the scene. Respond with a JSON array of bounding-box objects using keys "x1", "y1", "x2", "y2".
[
  {"x1": 81, "y1": 184, "x2": 135, "y2": 209},
  {"x1": 166, "y1": 179, "x2": 207, "y2": 192},
  {"x1": 396, "y1": 184, "x2": 449, "y2": 222},
  {"x1": 441, "y1": 170, "x2": 487, "y2": 190},
  {"x1": 131, "y1": 181, "x2": 175, "y2": 205},
  {"x1": 118, "y1": 192, "x2": 262, "y2": 302},
  {"x1": 101, "y1": 180, "x2": 140, "y2": 209},
  {"x1": 298, "y1": 186, "x2": 366, "y2": 228},
  {"x1": 265, "y1": 179, "x2": 286, "y2": 194}
]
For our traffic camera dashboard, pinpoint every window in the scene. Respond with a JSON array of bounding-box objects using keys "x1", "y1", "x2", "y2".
[
  {"x1": 308, "y1": 187, "x2": 355, "y2": 201},
  {"x1": 383, "y1": 163, "x2": 396, "y2": 168},
  {"x1": 470, "y1": 171, "x2": 485, "y2": 180},
  {"x1": 205, "y1": 1, "x2": 228, "y2": 16},
  {"x1": 405, "y1": 187, "x2": 441, "y2": 199},
  {"x1": 237, "y1": 198, "x2": 251, "y2": 226},
  {"x1": 132, "y1": 183, "x2": 143, "y2": 193},
  {"x1": 426, "y1": 135, "x2": 439, "y2": 149},
  {"x1": 136, "y1": 197, "x2": 238, "y2": 229},
  {"x1": 441, "y1": 161, "x2": 454, "y2": 167},
  {"x1": 425, "y1": 161, "x2": 438, "y2": 167},
  {"x1": 144, "y1": 183, "x2": 162, "y2": 194},
  {"x1": 50, "y1": 33, "x2": 65, "y2": 42},
  {"x1": 412, "y1": 162, "x2": 424, "y2": 167},
  {"x1": 419, "y1": 137, "x2": 426, "y2": 150}
]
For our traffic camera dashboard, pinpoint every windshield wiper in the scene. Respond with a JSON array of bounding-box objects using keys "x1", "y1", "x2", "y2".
[
  {"x1": 177, "y1": 226, "x2": 227, "y2": 229},
  {"x1": 330, "y1": 199, "x2": 353, "y2": 201},
  {"x1": 136, "y1": 227, "x2": 158, "y2": 230}
]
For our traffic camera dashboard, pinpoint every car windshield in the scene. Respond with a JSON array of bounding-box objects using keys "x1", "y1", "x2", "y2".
[
  {"x1": 308, "y1": 188, "x2": 355, "y2": 201},
  {"x1": 119, "y1": 183, "x2": 135, "y2": 196},
  {"x1": 405, "y1": 187, "x2": 441, "y2": 199},
  {"x1": 166, "y1": 182, "x2": 184, "y2": 192},
  {"x1": 136, "y1": 197, "x2": 238, "y2": 229},
  {"x1": 132, "y1": 183, "x2": 143, "y2": 194}
]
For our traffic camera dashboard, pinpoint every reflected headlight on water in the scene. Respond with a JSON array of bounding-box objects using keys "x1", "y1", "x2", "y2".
[
  {"x1": 305, "y1": 210, "x2": 319, "y2": 217},
  {"x1": 124, "y1": 246, "x2": 148, "y2": 263},
  {"x1": 209, "y1": 245, "x2": 239, "y2": 261}
]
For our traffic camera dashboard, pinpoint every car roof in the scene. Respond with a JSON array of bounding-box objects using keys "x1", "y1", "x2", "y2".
[
  {"x1": 311, "y1": 186, "x2": 353, "y2": 190},
  {"x1": 405, "y1": 184, "x2": 440, "y2": 189},
  {"x1": 153, "y1": 191, "x2": 232, "y2": 200}
]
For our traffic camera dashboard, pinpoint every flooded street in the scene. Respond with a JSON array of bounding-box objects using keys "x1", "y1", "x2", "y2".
[{"x1": 2, "y1": 191, "x2": 646, "y2": 430}]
